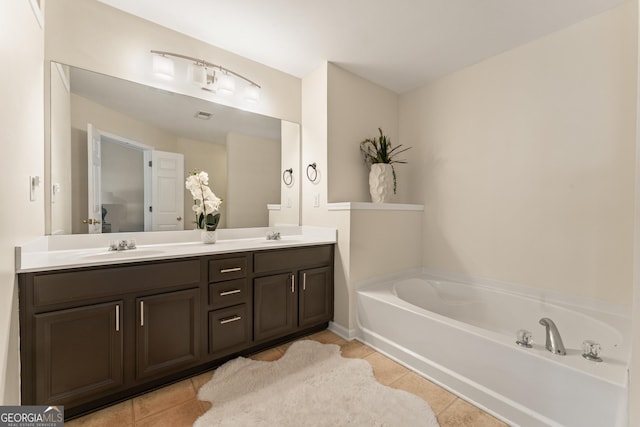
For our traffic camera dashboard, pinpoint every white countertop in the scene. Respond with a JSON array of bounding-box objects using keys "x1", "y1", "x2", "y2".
[{"x1": 16, "y1": 226, "x2": 336, "y2": 273}]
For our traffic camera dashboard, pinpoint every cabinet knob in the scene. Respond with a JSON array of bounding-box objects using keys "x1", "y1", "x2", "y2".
[{"x1": 176, "y1": 216, "x2": 182, "y2": 221}]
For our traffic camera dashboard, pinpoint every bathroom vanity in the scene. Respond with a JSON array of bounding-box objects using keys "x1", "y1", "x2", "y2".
[{"x1": 16, "y1": 228, "x2": 335, "y2": 419}]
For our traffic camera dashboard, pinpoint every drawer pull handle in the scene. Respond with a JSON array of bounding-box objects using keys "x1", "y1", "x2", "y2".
[
  {"x1": 115, "y1": 304, "x2": 120, "y2": 332},
  {"x1": 220, "y1": 289, "x2": 241, "y2": 297},
  {"x1": 220, "y1": 315, "x2": 242, "y2": 325},
  {"x1": 220, "y1": 267, "x2": 242, "y2": 273}
]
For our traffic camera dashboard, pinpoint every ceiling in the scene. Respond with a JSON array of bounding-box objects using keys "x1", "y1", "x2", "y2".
[{"x1": 97, "y1": 0, "x2": 626, "y2": 94}]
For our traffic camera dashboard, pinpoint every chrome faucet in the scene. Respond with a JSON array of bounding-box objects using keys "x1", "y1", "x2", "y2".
[
  {"x1": 108, "y1": 239, "x2": 136, "y2": 251},
  {"x1": 539, "y1": 318, "x2": 566, "y2": 355},
  {"x1": 266, "y1": 231, "x2": 281, "y2": 240}
]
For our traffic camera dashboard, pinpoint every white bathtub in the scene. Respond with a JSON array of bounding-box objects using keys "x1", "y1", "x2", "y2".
[{"x1": 356, "y1": 271, "x2": 630, "y2": 427}]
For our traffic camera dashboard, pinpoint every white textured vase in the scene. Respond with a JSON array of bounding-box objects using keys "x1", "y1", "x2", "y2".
[
  {"x1": 201, "y1": 230, "x2": 218, "y2": 244},
  {"x1": 369, "y1": 163, "x2": 393, "y2": 203}
]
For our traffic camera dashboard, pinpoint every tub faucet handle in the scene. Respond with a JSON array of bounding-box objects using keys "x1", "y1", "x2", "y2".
[
  {"x1": 582, "y1": 340, "x2": 603, "y2": 362},
  {"x1": 516, "y1": 329, "x2": 533, "y2": 348}
]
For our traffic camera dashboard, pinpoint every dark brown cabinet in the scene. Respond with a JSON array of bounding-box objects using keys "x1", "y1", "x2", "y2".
[
  {"x1": 206, "y1": 255, "x2": 252, "y2": 358},
  {"x1": 299, "y1": 266, "x2": 333, "y2": 328},
  {"x1": 254, "y1": 273, "x2": 297, "y2": 341},
  {"x1": 19, "y1": 244, "x2": 333, "y2": 419},
  {"x1": 33, "y1": 301, "x2": 123, "y2": 406},
  {"x1": 136, "y1": 288, "x2": 200, "y2": 379},
  {"x1": 253, "y1": 246, "x2": 334, "y2": 344}
]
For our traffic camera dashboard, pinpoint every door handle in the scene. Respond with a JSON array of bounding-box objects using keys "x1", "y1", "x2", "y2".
[
  {"x1": 291, "y1": 274, "x2": 295, "y2": 293},
  {"x1": 140, "y1": 301, "x2": 144, "y2": 326},
  {"x1": 177, "y1": 216, "x2": 182, "y2": 221}
]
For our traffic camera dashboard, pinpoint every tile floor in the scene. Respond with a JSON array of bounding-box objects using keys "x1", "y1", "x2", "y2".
[{"x1": 66, "y1": 330, "x2": 509, "y2": 427}]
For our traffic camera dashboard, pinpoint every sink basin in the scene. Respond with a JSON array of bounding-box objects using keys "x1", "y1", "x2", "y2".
[{"x1": 79, "y1": 249, "x2": 166, "y2": 260}]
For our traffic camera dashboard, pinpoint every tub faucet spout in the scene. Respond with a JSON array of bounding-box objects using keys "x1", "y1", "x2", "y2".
[{"x1": 539, "y1": 318, "x2": 566, "y2": 355}]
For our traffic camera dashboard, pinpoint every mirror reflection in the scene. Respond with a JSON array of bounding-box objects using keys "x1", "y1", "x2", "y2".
[{"x1": 49, "y1": 62, "x2": 295, "y2": 235}]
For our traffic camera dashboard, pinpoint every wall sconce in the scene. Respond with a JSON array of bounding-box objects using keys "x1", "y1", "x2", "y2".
[{"x1": 151, "y1": 50, "x2": 261, "y2": 103}]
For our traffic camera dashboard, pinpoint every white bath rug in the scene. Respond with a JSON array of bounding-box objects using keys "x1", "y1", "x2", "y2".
[{"x1": 194, "y1": 340, "x2": 439, "y2": 427}]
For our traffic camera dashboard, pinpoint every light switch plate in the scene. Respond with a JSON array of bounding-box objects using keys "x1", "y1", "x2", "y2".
[{"x1": 30, "y1": 176, "x2": 39, "y2": 201}]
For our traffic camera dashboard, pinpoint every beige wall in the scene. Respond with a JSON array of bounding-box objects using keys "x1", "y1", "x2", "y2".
[
  {"x1": 302, "y1": 64, "x2": 329, "y2": 226},
  {"x1": 226, "y1": 132, "x2": 280, "y2": 227},
  {"x1": 50, "y1": 63, "x2": 72, "y2": 234},
  {"x1": 178, "y1": 137, "x2": 228, "y2": 229},
  {"x1": 0, "y1": 0, "x2": 45, "y2": 403},
  {"x1": 629, "y1": 1, "x2": 640, "y2": 425},
  {"x1": 327, "y1": 64, "x2": 402, "y2": 203},
  {"x1": 70, "y1": 94, "x2": 177, "y2": 151},
  {"x1": 400, "y1": 1, "x2": 638, "y2": 306},
  {"x1": 44, "y1": 0, "x2": 300, "y2": 124},
  {"x1": 270, "y1": 120, "x2": 301, "y2": 226}
]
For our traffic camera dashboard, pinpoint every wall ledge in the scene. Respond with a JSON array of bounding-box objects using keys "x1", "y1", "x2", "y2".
[{"x1": 327, "y1": 202, "x2": 424, "y2": 211}]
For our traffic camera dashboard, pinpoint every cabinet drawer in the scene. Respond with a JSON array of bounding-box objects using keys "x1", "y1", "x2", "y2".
[
  {"x1": 208, "y1": 304, "x2": 251, "y2": 356},
  {"x1": 32, "y1": 259, "x2": 201, "y2": 308},
  {"x1": 208, "y1": 257, "x2": 247, "y2": 282},
  {"x1": 209, "y1": 279, "x2": 248, "y2": 309},
  {"x1": 254, "y1": 245, "x2": 332, "y2": 274}
]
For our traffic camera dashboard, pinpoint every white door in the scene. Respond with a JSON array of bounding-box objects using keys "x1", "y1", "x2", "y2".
[
  {"x1": 86, "y1": 123, "x2": 102, "y2": 234},
  {"x1": 145, "y1": 151, "x2": 184, "y2": 231}
]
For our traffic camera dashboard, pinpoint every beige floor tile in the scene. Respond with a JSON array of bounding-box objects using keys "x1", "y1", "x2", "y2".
[
  {"x1": 199, "y1": 400, "x2": 213, "y2": 413},
  {"x1": 364, "y1": 352, "x2": 410, "y2": 386},
  {"x1": 135, "y1": 398, "x2": 204, "y2": 427},
  {"x1": 63, "y1": 328, "x2": 508, "y2": 427},
  {"x1": 275, "y1": 340, "x2": 295, "y2": 354},
  {"x1": 132, "y1": 379, "x2": 196, "y2": 421},
  {"x1": 339, "y1": 339, "x2": 375, "y2": 359},
  {"x1": 191, "y1": 370, "x2": 215, "y2": 392},
  {"x1": 249, "y1": 347, "x2": 284, "y2": 361},
  {"x1": 389, "y1": 371, "x2": 457, "y2": 415},
  {"x1": 437, "y1": 398, "x2": 509, "y2": 427},
  {"x1": 65, "y1": 400, "x2": 133, "y2": 427},
  {"x1": 306, "y1": 329, "x2": 346, "y2": 345}
]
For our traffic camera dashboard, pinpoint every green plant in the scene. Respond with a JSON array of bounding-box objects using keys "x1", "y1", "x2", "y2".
[{"x1": 360, "y1": 128, "x2": 411, "y2": 193}]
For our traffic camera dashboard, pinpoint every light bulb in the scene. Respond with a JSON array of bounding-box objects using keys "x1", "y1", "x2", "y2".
[
  {"x1": 188, "y1": 63, "x2": 207, "y2": 86},
  {"x1": 244, "y1": 85, "x2": 260, "y2": 103},
  {"x1": 218, "y1": 73, "x2": 235, "y2": 95},
  {"x1": 152, "y1": 55, "x2": 175, "y2": 80}
]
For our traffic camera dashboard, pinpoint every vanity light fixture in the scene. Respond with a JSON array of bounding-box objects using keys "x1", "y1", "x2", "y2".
[{"x1": 151, "y1": 50, "x2": 261, "y2": 102}]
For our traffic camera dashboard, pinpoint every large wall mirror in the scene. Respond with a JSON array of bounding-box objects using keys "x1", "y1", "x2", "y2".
[{"x1": 48, "y1": 62, "x2": 300, "y2": 235}]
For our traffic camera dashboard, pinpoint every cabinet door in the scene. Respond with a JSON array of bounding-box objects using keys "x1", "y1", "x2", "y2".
[
  {"x1": 136, "y1": 288, "x2": 200, "y2": 380},
  {"x1": 254, "y1": 273, "x2": 297, "y2": 342},
  {"x1": 299, "y1": 266, "x2": 333, "y2": 328},
  {"x1": 34, "y1": 301, "x2": 123, "y2": 405}
]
